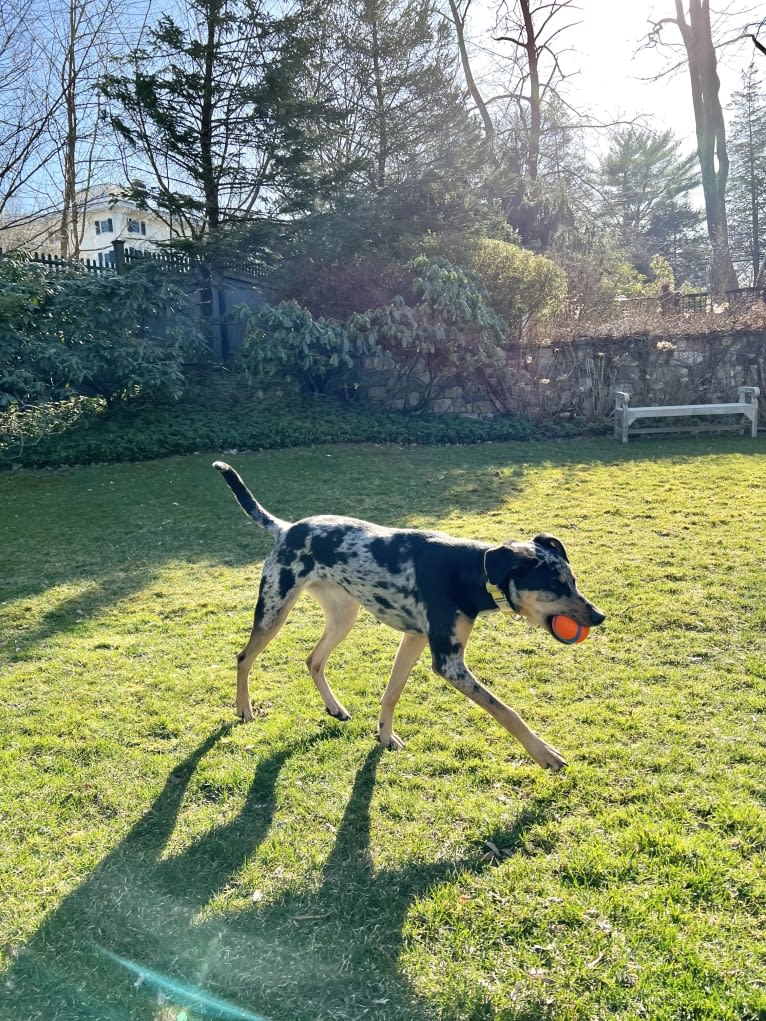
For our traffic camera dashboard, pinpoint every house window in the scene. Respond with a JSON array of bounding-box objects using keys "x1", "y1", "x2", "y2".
[
  {"x1": 95, "y1": 218, "x2": 113, "y2": 235},
  {"x1": 127, "y1": 217, "x2": 146, "y2": 235}
]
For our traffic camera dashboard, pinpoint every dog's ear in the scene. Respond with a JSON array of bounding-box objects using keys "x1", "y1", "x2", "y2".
[
  {"x1": 485, "y1": 543, "x2": 534, "y2": 584},
  {"x1": 533, "y1": 533, "x2": 569, "y2": 562}
]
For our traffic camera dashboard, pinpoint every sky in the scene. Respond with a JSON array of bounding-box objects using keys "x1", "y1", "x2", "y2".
[{"x1": 562, "y1": 0, "x2": 762, "y2": 148}]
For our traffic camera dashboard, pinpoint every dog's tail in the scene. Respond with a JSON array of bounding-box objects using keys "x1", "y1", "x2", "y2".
[{"x1": 212, "y1": 461, "x2": 288, "y2": 537}]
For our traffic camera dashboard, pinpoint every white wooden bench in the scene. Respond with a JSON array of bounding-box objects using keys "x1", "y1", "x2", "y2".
[{"x1": 615, "y1": 386, "x2": 760, "y2": 443}]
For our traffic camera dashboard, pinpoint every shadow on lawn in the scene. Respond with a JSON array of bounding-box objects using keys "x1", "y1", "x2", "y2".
[{"x1": 2, "y1": 726, "x2": 554, "y2": 1021}]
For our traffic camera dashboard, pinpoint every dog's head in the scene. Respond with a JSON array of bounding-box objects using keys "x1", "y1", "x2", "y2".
[{"x1": 485, "y1": 533, "x2": 605, "y2": 641}]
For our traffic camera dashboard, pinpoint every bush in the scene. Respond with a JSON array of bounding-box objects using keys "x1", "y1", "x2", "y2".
[
  {"x1": 237, "y1": 300, "x2": 377, "y2": 397},
  {"x1": 236, "y1": 257, "x2": 507, "y2": 411},
  {"x1": 0, "y1": 253, "x2": 205, "y2": 409},
  {"x1": 461, "y1": 238, "x2": 567, "y2": 338},
  {"x1": 361, "y1": 255, "x2": 506, "y2": 410},
  {"x1": 0, "y1": 256, "x2": 65, "y2": 405}
]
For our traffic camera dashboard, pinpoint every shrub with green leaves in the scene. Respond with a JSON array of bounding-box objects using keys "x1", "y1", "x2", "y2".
[
  {"x1": 363, "y1": 255, "x2": 506, "y2": 409},
  {"x1": 0, "y1": 254, "x2": 204, "y2": 409},
  {"x1": 237, "y1": 256, "x2": 508, "y2": 411},
  {"x1": 237, "y1": 300, "x2": 377, "y2": 397},
  {"x1": 462, "y1": 238, "x2": 567, "y2": 338},
  {"x1": 0, "y1": 256, "x2": 64, "y2": 406}
]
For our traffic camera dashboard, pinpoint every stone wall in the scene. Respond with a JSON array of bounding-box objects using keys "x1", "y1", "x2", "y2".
[{"x1": 357, "y1": 331, "x2": 766, "y2": 422}]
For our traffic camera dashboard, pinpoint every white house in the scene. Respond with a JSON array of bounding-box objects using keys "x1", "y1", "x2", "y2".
[
  {"x1": 76, "y1": 185, "x2": 176, "y2": 266},
  {"x1": 0, "y1": 184, "x2": 177, "y2": 264}
]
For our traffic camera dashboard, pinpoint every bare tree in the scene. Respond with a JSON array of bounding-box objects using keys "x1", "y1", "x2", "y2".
[
  {"x1": 0, "y1": 0, "x2": 145, "y2": 254},
  {"x1": 443, "y1": 0, "x2": 586, "y2": 246},
  {"x1": 0, "y1": 1, "x2": 62, "y2": 230},
  {"x1": 56, "y1": 1, "x2": 106, "y2": 256},
  {"x1": 42, "y1": 0, "x2": 145, "y2": 257},
  {"x1": 492, "y1": 0, "x2": 580, "y2": 182},
  {"x1": 647, "y1": 2, "x2": 741, "y2": 293},
  {"x1": 445, "y1": 0, "x2": 579, "y2": 179}
]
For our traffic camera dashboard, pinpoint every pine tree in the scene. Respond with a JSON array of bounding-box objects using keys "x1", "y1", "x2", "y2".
[
  {"x1": 311, "y1": 0, "x2": 475, "y2": 192},
  {"x1": 99, "y1": 0, "x2": 348, "y2": 358},
  {"x1": 599, "y1": 128, "x2": 704, "y2": 282},
  {"x1": 727, "y1": 62, "x2": 766, "y2": 284},
  {"x1": 100, "y1": 0, "x2": 342, "y2": 254}
]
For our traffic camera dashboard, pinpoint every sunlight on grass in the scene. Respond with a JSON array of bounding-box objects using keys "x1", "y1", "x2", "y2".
[{"x1": 1, "y1": 437, "x2": 765, "y2": 1021}]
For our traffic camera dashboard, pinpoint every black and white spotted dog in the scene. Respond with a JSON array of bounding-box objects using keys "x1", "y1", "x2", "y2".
[{"x1": 213, "y1": 461, "x2": 605, "y2": 770}]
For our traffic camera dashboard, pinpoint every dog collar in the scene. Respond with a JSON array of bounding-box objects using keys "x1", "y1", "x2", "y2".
[
  {"x1": 485, "y1": 581, "x2": 517, "y2": 614},
  {"x1": 484, "y1": 551, "x2": 518, "y2": 614}
]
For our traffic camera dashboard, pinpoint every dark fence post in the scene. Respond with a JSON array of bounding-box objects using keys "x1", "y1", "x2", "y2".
[
  {"x1": 216, "y1": 279, "x2": 230, "y2": 362},
  {"x1": 112, "y1": 239, "x2": 125, "y2": 270}
]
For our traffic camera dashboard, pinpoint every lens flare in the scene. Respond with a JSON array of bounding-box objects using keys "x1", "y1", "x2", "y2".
[{"x1": 96, "y1": 945, "x2": 272, "y2": 1021}]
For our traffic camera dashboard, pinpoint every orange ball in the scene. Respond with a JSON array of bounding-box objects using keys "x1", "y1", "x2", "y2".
[{"x1": 551, "y1": 614, "x2": 589, "y2": 645}]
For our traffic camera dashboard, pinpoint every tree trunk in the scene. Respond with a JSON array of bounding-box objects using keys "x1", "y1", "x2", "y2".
[
  {"x1": 447, "y1": 0, "x2": 495, "y2": 152},
  {"x1": 674, "y1": 0, "x2": 738, "y2": 293},
  {"x1": 199, "y1": 1, "x2": 229, "y2": 359},
  {"x1": 519, "y1": 0, "x2": 540, "y2": 181},
  {"x1": 370, "y1": 12, "x2": 388, "y2": 189},
  {"x1": 59, "y1": 2, "x2": 79, "y2": 258},
  {"x1": 200, "y1": 1, "x2": 220, "y2": 232}
]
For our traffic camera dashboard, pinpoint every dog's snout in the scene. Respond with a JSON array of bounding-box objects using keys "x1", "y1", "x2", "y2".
[{"x1": 588, "y1": 607, "x2": 606, "y2": 627}]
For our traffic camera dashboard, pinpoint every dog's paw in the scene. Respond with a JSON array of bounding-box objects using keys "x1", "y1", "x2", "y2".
[
  {"x1": 326, "y1": 705, "x2": 351, "y2": 722},
  {"x1": 531, "y1": 739, "x2": 567, "y2": 770},
  {"x1": 236, "y1": 703, "x2": 255, "y2": 723},
  {"x1": 376, "y1": 730, "x2": 406, "y2": 751}
]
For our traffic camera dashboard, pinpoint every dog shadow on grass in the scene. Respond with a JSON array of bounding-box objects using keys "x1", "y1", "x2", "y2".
[{"x1": 3, "y1": 725, "x2": 554, "y2": 1021}]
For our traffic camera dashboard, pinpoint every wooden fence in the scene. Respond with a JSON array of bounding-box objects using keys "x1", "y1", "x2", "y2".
[
  {"x1": 0, "y1": 239, "x2": 262, "y2": 280},
  {"x1": 0, "y1": 240, "x2": 262, "y2": 361}
]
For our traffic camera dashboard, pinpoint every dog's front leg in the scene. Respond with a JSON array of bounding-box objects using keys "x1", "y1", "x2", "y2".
[
  {"x1": 430, "y1": 618, "x2": 567, "y2": 770},
  {"x1": 377, "y1": 632, "x2": 428, "y2": 750}
]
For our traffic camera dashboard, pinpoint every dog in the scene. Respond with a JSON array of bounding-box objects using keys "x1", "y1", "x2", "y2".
[{"x1": 213, "y1": 461, "x2": 605, "y2": 770}]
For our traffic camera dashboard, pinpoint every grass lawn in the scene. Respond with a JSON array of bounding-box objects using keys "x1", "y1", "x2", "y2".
[{"x1": 1, "y1": 436, "x2": 765, "y2": 1021}]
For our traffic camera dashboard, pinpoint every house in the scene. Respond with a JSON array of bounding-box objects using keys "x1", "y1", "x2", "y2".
[
  {"x1": 73, "y1": 185, "x2": 176, "y2": 266},
  {"x1": 0, "y1": 184, "x2": 177, "y2": 264}
]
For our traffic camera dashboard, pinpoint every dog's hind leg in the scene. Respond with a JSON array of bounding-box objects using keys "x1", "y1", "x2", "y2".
[
  {"x1": 305, "y1": 582, "x2": 360, "y2": 721},
  {"x1": 235, "y1": 564, "x2": 302, "y2": 721},
  {"x1": 430, "y1": 614, "x2": 567, "y2": 770},
  {"x1": 377, "y1": 632, "x2": 428, "y2": 750}
]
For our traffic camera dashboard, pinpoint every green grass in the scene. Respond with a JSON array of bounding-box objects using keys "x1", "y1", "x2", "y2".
[{"x1": 1, "y1": 437, "x2": 765, "y2": 1021}]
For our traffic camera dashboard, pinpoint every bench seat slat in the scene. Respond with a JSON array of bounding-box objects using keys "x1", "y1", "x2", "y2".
[
  {"x1": 628, "y1": 423, "x2": 747, "y2": 436},
  {"x1": 628, "y1": 404, "x2": 752, "y2": 418}
]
